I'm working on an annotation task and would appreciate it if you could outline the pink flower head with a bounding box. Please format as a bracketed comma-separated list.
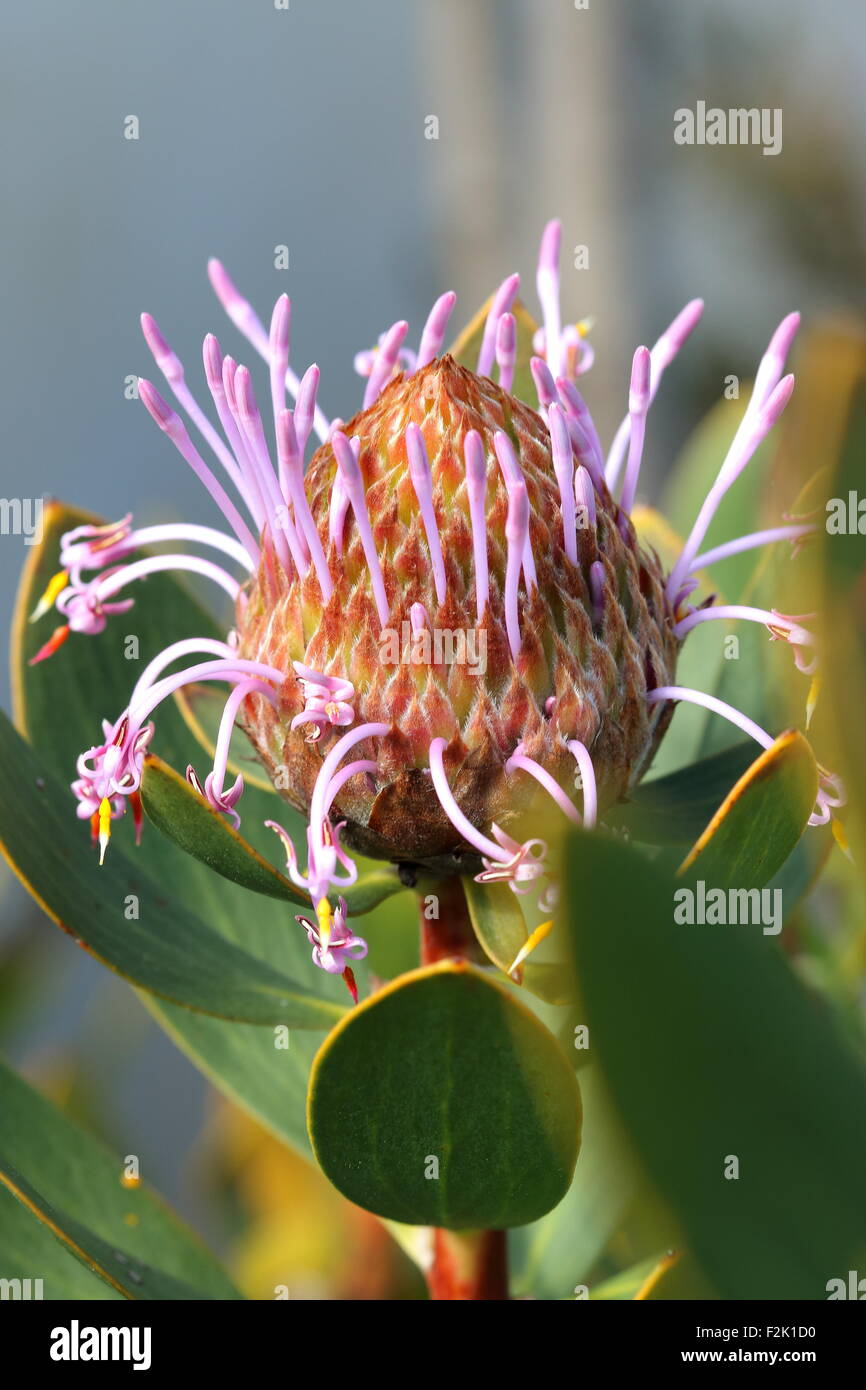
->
[75, 714, 154, 803]
[268, 816, 360, 909]
[475, 825, 550, 894]
[186, 764, 245, 829]
[290, 662, 356, 743]
[55, 573, 136, 636]
[766, 610, 818, 676]
[294, 896, 368, 976]
[59, 515, 135, 577]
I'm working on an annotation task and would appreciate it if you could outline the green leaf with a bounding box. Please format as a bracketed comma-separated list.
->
[679, 729, 818, 889]
[449, 296, 539, 407]
[609, 742, 758, 846]
[0, 710, 345, 1028]
[509, 1065, 640, 1298]
[565, 829, 866, 1299]
[140, 755, 308, 903]
[308, 961, 581, 1228]
[462, 877, 571, 1003]
[0, 1059, 240, 1300]
[0, 1182, 119, 1300]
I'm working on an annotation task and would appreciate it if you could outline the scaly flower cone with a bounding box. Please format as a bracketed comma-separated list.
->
[236, 352, 679, 874]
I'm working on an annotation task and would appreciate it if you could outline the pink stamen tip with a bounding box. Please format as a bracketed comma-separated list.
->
[620, 345, 652, 515]
[410, 601, 430, 633]
[538, 219, 562, 274]
[363, 320, 409, 409]
[536, 220, 563, 378]
[495, 312, 517, 393]
[530, 355, 558, 412]
[331, 431, 390, 626]
[139, 379, 179, 436]
[574, 464, 597, 532]
[207, 258, 266, 346]
[221, 355, 240, 412]
[753, 311, 800, 410]
[494, 430, 537, 590]
[495, 433, 531, 660]
[629, 345, 652, 412]
[235, 364, 261, 429]
[140, 313, 183, 384]
[556, 376, 604, 463]
[668, 370, 796, 599]
[202, 334, 224, 392]
[269, 294, 291, 356]
[295, 364, 320, 454]
[548, 403, 577, 565]
[605, 299, 704, 491]
[463, 429, 489, 623]
[478, 273, 520, 377]
[416, 290, 457, 368]
[589, 560, 606, 626]
[269, 295, 292, 427]
[405, 423, 447, 606]
[658, 298, 705, 364]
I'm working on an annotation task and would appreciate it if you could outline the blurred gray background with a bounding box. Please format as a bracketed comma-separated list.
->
[1, 0, 864, 1247]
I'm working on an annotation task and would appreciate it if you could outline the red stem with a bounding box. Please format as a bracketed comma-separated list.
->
[419, 875, 509, 1301]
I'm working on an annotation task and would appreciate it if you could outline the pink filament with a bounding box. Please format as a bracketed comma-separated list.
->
[138, 380, 259, 563]
[566, 740, 597, 829]
[417, 291, 457, 368]
[506, 745, 580, 824]
[536, 219, 563, 378]
[405, 424, 447, 606]
[463, 430, 489, 624]
[548, 403, 577, 564]
[691, 524, 815, 572]
[646, 686, 773, 751]
[331, 431, 390, 626]
[619, 345, 651, 515]
[428, 738, 505, 861]
[606, 299, 704, 490]
[477, 273, 520, 377]
[363, 320, 409, 409]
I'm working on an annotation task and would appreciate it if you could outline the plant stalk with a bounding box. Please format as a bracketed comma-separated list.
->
[418, 875, 509, 1301]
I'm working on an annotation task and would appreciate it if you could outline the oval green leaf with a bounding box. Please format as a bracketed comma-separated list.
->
[308, 960, 581, 1229]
